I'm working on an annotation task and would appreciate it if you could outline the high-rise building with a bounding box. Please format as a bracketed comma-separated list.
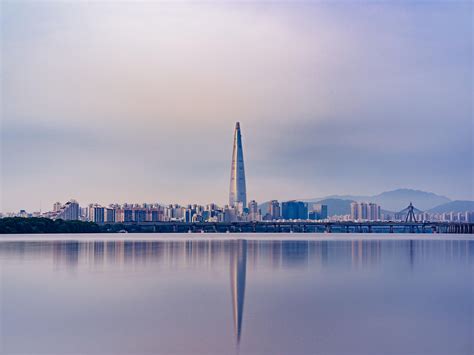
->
[248, 200, 260, 221]
[311, 204, 328, 220]
[148, 207, 163, 222]
[105, 208, 116, 223]
[89, 205, 105, 223]
[281, 201, 308, 220]
[351, 201, 381, 221]
[220, 206, 237, 222]
[350, 202, 359, 221]
[466, 211, 474, 223]
[368, 203, 379, 221]
[184, 209, 193, 223]
[358, 202, 368, 220]
[56, 200, 80, 220]
[79, 207, 89, 221]
[308, 211, 318, 220]
[269, 200, 281, 220]
[133, 209, 147, 222]
[229, 122, 247, 208]
[53, 202, 62, 212]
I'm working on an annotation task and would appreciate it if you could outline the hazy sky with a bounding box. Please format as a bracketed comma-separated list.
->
[1, 1, 473, 212]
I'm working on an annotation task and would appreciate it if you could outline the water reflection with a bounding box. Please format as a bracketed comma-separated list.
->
[0, 237, 472, 354]
[1, 239, 471, 271]
[230, 240, 247, 345]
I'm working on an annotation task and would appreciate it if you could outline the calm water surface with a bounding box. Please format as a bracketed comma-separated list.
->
[1, 234, 472, 355]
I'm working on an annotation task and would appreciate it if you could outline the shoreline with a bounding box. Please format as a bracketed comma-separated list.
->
[0, 233, 473, 242]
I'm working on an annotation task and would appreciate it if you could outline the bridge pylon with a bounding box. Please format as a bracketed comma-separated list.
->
[405, 202, 417, 223]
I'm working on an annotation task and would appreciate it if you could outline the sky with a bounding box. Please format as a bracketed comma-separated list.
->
[1, 1, 473, 212]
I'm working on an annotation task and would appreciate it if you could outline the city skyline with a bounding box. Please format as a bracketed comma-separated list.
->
[7, 195, 473, 226]
[0, 117, 471, 218]
[1, 1, 473, 213]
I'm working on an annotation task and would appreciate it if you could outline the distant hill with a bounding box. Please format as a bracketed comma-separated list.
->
[369, 189, 450, 211]
[307, 198, 354, 217]
[428, 200, 474, 213]
[259, 189, 461, 217]
[305, 189, 451, 212]
[306, 194, 367, 202]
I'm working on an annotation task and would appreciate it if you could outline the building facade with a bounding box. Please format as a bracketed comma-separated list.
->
[269, 200, 281, 220]
[229, 122, 247, 208]
[281, 201, 308, 220]
[248, 200, 260, 221]
[350, 201, 381, 221]
[308, 204, 328, 220]
[55, 200, 80, 220]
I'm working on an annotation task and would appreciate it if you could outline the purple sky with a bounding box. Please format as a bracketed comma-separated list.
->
[1, 1, 472, 212]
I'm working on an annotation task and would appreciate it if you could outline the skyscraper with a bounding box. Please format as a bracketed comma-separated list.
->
[350, 202, 359, 220]
[311, 204, 328, 220]
[248, 200, 260, 221]
[368, 203, 380, 221]
[89, 204, 105, 223]
[53, 202, 62, 212]
[358, 202, 368, 220]
[281, 201, 308, 220]
[351, 201, 381, 221]
[269, 200, 281, 220]
[55, 200, 80, 220]
[229, 122, 247, 208]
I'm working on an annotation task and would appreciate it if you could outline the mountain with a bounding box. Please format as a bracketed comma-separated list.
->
[369, 189, 451, 211]
[305, 189, 451, 212]
[428, 200, 474, 213]
[307, 199, 354, 217]
[305, 194, 368, 202]
[259, 189, 458, 217]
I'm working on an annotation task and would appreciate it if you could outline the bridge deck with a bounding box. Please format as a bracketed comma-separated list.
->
[98, 221, 474, 234]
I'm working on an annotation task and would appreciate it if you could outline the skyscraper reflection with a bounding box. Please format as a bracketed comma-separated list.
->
[1, 237, 472, 353]
[0, 239, 470, 271]
[1, 237, 471, 355]
[230, 240, 247, 346]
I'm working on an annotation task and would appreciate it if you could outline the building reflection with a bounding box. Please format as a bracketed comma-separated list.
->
[0, 239, 471, 270]
[230, 240, 247, 346]
[0, 238, 471, 348]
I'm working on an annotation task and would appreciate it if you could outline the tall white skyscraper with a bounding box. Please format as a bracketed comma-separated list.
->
[229, 122, 247, 208]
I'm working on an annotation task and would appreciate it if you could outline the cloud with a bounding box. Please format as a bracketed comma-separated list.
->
[1, 1, 472, 211]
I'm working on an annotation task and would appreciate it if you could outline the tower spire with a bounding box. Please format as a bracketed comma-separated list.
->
[229, 122, 247, 207]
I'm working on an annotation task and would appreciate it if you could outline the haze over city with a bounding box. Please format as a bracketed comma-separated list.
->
[1, 1, 473, 213]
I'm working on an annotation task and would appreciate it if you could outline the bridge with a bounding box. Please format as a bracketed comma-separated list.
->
[102, 220, 473, 234]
